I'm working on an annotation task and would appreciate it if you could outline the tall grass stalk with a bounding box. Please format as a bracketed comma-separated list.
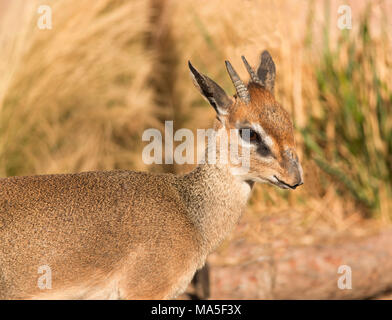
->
[303, 8, 392, 217]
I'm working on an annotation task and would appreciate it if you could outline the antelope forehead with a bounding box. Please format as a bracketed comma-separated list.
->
[257, 106, 294, 141]
[261, 105, 292, 130]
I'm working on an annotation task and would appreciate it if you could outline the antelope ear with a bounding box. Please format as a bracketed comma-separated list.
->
[256, 50, 276, 94]
[188, 61, 233, 117]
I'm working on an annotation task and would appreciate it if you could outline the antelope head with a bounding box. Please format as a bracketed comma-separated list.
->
[189, 51, 303, 190]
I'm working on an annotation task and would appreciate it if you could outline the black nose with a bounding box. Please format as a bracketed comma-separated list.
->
[291, 180, 304, 189]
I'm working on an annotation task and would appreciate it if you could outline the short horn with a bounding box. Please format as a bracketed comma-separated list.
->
[241, 55, 262, 85]
[225, 60, 250, 104]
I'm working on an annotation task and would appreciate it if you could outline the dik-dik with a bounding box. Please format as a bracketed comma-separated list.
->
[0, 51, 303, 299]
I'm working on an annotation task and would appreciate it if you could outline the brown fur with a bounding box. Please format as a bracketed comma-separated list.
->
[0, 166, 248, 299]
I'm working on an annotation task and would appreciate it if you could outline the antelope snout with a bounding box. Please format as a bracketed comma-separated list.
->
[287, 161, 304, 189]
[290, 178, 303, 189]
[275, 161, 303, 190]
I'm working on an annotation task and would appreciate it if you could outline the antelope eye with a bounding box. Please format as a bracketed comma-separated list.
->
[239, 128, 272, 156]
[249, 129, 258, 142]
[239, 128, 259, 143]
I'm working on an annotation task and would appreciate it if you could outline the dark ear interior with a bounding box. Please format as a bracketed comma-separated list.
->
[256, 50, 276, 93]
[188, 61, 232, 116]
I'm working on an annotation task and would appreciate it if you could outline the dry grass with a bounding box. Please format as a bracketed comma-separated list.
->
[0, 0, 159, 177]
[0, 0, 391, 246]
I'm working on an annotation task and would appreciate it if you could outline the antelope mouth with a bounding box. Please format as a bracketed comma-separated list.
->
[273, 176, 300, 190]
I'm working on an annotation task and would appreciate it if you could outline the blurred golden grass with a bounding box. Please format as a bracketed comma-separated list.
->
[0, 0, 391, 229]
[0, 0, 159, 176]
[0, 0, 37, 110]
